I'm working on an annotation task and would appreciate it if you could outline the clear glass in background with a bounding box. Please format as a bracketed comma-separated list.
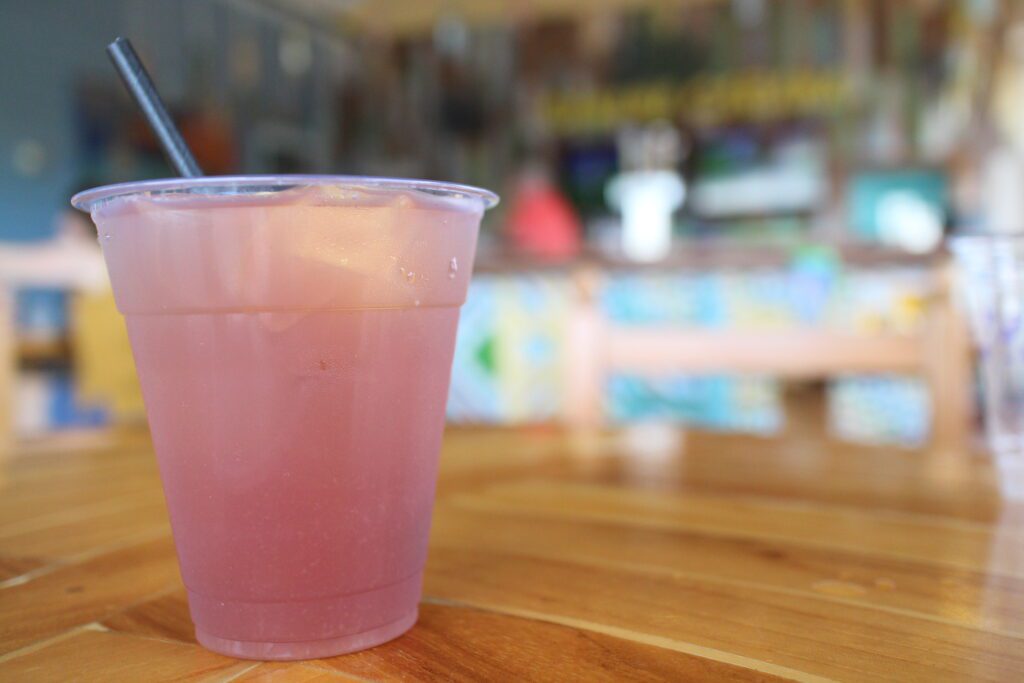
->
[951, 235, 1024, 497]
[72, 176, 497, 660]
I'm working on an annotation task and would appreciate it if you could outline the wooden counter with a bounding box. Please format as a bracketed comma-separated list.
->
[1, 424, 1022, 681]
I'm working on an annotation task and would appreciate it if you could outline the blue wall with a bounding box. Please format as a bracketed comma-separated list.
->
[0, 1, 192, 242]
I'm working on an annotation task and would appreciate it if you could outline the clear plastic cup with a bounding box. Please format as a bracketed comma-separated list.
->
[950, 235, 1024, 497]
[72, 176, 497, 659]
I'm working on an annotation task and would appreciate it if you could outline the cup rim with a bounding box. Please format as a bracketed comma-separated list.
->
[71, 174, 500, 212]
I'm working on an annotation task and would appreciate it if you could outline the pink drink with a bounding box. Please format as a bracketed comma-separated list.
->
[73, 177, 495, 659]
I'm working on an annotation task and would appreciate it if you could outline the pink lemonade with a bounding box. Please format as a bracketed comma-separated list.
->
[74, 177, 494, 660]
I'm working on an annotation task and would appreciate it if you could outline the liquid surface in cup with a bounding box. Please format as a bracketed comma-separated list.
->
[91, 185, 483, 658]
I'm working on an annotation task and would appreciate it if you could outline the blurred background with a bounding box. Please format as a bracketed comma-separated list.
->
[1, 0, 1018, 451]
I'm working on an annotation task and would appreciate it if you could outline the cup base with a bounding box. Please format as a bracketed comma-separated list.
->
[196, 609, 418, 660]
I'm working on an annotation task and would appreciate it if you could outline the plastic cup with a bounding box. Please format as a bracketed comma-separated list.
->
[72, 176, 497, 659]
[950, 235, 1024, 497]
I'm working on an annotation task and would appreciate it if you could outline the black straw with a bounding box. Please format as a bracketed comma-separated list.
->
[106, 37, 202, 177]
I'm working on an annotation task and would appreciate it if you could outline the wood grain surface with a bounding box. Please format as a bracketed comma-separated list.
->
[1, 423, 1022, 681]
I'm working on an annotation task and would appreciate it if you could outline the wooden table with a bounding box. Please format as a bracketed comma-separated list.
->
[1, 424, 1022, 681]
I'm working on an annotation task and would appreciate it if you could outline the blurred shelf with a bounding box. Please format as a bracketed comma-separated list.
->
[473, 242, 943, 274]
[16, 338, 71, 366]
[606, 328, 922, 378]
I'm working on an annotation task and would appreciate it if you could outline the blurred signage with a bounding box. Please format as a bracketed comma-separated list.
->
[542, 71, 848, 133]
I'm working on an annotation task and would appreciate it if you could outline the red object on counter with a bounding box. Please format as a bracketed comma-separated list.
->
[506, 172, 582, 260]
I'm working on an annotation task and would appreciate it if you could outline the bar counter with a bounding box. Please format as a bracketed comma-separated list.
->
[1, 423, 1021, 681]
